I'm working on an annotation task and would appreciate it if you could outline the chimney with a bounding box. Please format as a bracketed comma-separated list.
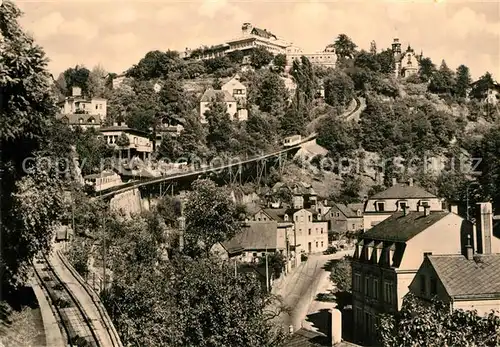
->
[476, 202, 493, 254]
[392, 177, 397, 186]
[423, 205, 430, 217]
[330, 308, 342, 345]
[408, 178, 413, 186]
[465, 234, 474, 260]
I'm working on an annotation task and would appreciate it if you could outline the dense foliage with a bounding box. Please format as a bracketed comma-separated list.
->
[0, 1, 68, 289]
[378, 293, 500, 347]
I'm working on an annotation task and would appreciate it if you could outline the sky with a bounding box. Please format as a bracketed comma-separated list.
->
[16, 0, 500, 80]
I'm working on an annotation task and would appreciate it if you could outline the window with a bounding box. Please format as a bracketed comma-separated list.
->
[284, 215, 289, 221]
[364, 276, 370, 296]
[377, 202, 385, 212]
[430, 278, 437, 295]
[316, 242, 318, 248]
[308, 215, 311, 222]
[262, 252, 266, 257]
[79, 118, 84, 124]
[258, 218, 261, 221]
[308, 229, 311, 235]
[134, 137, 138, 145]
[420, 275, 426, 295]
[99, 104, 103, 109]
[354, 273, 361, 292]
[95, 104, 99, 109]
[253, 252, 257, 257]
[399, 201, 407, 210]
[228, 104, 232, 108]
[336, 212, 340, 217]
[320, 228, 323, 234]
[295, 215, 298, 222]
[315, 228, 318, 233]
[384, 282, 394, 304]
[352, 224, 356, 230]
[373, 279, 379, 299]
[321, 241, 324, 247]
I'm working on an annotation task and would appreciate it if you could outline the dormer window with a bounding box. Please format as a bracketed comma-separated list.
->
[399, 201, 408, 211]
[79, 118, 84, 124]
[284, 214, 289, 222]
[420, 200, 430, 209]
[356, 210, 362, 217]
[377, 202, 385, 212]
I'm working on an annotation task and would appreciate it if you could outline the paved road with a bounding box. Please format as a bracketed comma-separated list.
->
[273, 250, 353, 332]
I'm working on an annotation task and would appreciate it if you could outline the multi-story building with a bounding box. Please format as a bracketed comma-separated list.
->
[392, 38, 421, 78]
[186, 23, 292, 61]
[221, 75, 248, 120]
[56, 86, 107, 129]
[351, 208, 472, 344]
[99, 122, 153, 161]
[251, 207, 328, 254]
[363, 178, 444, 231]
[409, 202, 500, 317]
[199, 89, 241, 123]
[285, 45, 337, 71]
[323, 203, 364, 236]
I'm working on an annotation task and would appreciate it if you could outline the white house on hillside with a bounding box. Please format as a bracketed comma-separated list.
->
[56, 86, 107, 129]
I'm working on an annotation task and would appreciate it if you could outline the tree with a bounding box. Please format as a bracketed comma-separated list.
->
[428, 60, 455, 94]
[250, 46, 273, 69]
[333, 34, 357, 59]
[184, 179, 241, 257]
[317, 115, 359, 159]
[378, 293, 500, 347]
[333, 175, 362, 203]
[323, 70, 355, 111]
[75, 128, 114, 175]
[454, 64, 472, 98]
[354, 50, 380, 72]
[376, 49, 396, 74]
[227, 50, 245, 64]
[418, 57, 436, 82]
[329, 256, 352, 292]
[1, 0, 67, 289]
[63, 65, 91, 96]
[126, 50, 182, 80]
[280, 90, 307, 136]
[255, 71, 289, 116]
[204, 98, 234, 152]
[87, 64, 107, 98]
[470, 71, 495, 100]
[260, 252, 286, 278]
[290, 56, 316, 104]
[272, 53, 287, 73]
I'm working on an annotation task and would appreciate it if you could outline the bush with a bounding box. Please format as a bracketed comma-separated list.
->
[329, 256, 352, 292]
[301, 253, 308, 262]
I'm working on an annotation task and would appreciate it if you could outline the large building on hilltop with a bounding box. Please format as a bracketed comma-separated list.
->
[285, 45, 337, 71]
[185, 23, 292, 60]
[392, 38, 422, 78]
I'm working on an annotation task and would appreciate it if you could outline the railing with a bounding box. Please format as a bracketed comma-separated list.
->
[93, 133, 317, 199]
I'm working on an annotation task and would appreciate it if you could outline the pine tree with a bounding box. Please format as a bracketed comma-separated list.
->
[454, 64, 472, 98]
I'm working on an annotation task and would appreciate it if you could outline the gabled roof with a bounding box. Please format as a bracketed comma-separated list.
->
[200, 89, 236, 103]
[57, 113, 100, 125]
[261, 208, 293, 223]
[251, 27, 277, 40]
[370, 184, 437, 200]
[427, 254, 500, 300]
[222, 76, 246, 91]
[222, 221, 279, 251]
[362, 211, 451, 242]
[285, 328, 329, 347]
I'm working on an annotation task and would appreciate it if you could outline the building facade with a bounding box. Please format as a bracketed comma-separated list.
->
[99, 123, 153, 160]
[285, 45, 337, 71]
[323, 203, 364, 235]
[199, 89, 239, 123]
[392, 38, 421, 78]
[56, 86, 107, 128]
[363, 178, 444, 231]
[351, 210, 472, 344]
[409, 202, 500, 317]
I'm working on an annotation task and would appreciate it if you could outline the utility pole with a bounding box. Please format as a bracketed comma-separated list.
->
[265, 245, 269, 293]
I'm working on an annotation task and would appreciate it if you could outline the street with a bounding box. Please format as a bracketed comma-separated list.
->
[272, 250, 353, 332]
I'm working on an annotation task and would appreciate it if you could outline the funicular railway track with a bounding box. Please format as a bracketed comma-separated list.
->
[33, 253, 102, 347]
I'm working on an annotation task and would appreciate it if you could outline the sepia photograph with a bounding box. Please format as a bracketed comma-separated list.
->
[1, 0, 499, 346]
